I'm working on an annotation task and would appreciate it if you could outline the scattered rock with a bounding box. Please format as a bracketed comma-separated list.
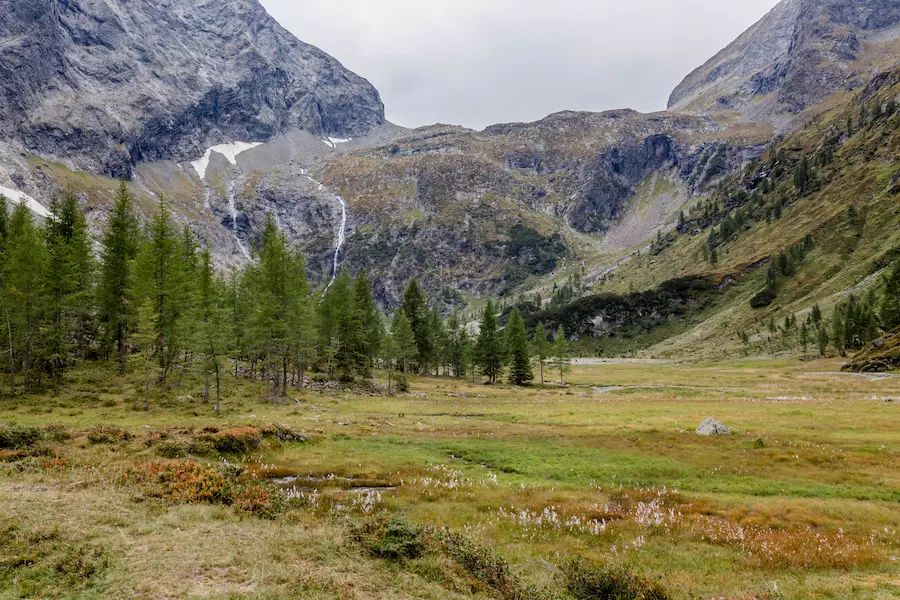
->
[696, 418, 731, 436]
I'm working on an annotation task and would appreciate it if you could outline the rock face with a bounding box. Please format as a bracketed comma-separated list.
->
[696, 419, 732, 436]
[0, 0, 385, 176]
[669, 0, 900, 125]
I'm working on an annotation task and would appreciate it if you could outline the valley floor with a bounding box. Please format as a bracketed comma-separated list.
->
[1, 359, 899, 599]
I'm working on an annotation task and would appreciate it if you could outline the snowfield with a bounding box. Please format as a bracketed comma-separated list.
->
[0, 185, 53, 218]
[191, 142, 262, 179]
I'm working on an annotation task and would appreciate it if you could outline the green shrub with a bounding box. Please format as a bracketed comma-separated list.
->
[156, 440, 189, 459]
[87, 426, 132, 444]
[0, 425, 44, 449]
[562, 560, 670, 600]
[212, 428, 262, 454]
[354, 517, 426, 560]
[44, 423, 72, 442]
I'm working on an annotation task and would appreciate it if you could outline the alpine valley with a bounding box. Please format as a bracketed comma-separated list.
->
[1, 0, 899, 360]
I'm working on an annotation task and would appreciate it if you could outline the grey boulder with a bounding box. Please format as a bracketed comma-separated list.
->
[696, 418, 732, 436]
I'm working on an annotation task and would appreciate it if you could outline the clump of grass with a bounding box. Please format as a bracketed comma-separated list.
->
[87, 426, 132, 444]
[561, 559, 670, 600]
[353, 517, 427, 560]
[0, 424, 44, 449]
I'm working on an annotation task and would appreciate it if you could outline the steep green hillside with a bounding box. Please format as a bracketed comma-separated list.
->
[548, 69, 900, 361]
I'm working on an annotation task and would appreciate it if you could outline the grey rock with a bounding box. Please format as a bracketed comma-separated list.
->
[669, 0, 900, 126]
[696, 418, 732, 436]
[0, 0, 385, 176]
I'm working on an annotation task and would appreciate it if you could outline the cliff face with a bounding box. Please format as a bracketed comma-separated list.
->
[669, 0, 900, 125]
[0, 0, 385, 176]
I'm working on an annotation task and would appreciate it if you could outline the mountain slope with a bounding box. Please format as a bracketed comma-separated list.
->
[0, 0, 385, 176]
[669, 0, 900, 127]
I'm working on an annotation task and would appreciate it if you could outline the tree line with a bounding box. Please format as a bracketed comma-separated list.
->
[0, 184, 574, 409]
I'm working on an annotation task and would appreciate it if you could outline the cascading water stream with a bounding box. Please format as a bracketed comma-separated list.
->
[226, 178, 251, 261]
[302, 169, 347, 288]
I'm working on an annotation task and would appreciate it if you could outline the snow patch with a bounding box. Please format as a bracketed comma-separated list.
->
[191, 142, 262, 179]
[321, 137, 352, 149]
[0, 185, 52, 218]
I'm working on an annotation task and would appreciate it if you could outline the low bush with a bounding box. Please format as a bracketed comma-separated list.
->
[87, 426, 132, 445]
[156, 440, 189, 459]
[0, 425, 44, 450]
[259, 424, 306, 443]
[354, 517, 426, 560]
[562, 560, 670, 600]
[44, 423, 72, 442]
[212, 428, 262, 454]
[123, 461, 234, 505]
[236, 484, 276, 518]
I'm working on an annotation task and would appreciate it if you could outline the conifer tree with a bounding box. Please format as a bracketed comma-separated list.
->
[506, 307, 532, 386]
[533, 322, 552, 386]
[552, 325, 572, 385]
[391, 309, 417, 391]
[475, 300, 504, 384]
[99, 180, 139, 373]
[44, 191, 94, 394]
[880, 260, 900, 330]
[352, 270, 381, 378]
[0, 195, 14, 393]
[402, 280, 432, 373]
[196, 248, 226, 411]
[135, 299, 157, 411]
[7, 204, 47, 393]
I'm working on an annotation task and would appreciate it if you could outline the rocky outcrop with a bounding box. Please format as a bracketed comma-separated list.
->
[0, 0, 385, 176]
[696, 419, 732, 436]
[669, 0, 900, 125]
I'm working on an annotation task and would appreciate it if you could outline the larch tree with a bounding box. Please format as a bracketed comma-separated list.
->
[506, 307, 533, 386]
[7, 204, 47, 393]
[98, 180, 139, 373]
[0, 195, 13, 393]
[532, 322, 552, 386]
[552, 325, 572, 385]
[475, 300, 505, 384]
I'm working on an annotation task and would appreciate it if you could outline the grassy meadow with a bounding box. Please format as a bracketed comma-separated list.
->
[1, 359, 899, 599]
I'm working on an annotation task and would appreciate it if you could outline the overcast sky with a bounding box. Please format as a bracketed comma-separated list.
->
[260, 0, 782, 130]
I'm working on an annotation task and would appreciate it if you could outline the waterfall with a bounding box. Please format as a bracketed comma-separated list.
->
[226, 178, 251, 261]
[302, 169, 348, 288]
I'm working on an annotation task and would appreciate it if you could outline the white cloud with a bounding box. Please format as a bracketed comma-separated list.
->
[260, 0, 782, 129]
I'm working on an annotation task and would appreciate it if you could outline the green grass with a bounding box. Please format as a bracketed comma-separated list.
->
[1, 359, 899, 599]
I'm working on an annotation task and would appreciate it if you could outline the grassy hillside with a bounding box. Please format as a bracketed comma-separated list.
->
[560, 69, 900, 362]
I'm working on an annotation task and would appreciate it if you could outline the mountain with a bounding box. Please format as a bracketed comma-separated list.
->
[0, 0, 898, 328]
[0, 0, 385, 176]
[669, 0, 900, 127]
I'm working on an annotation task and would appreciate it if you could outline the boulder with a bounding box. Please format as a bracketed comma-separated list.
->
[696, 418, 731, 436]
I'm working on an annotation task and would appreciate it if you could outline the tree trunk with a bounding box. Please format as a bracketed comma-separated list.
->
[214, 356, 221, 415]
[1, 273, 14, 394]
[204, 365, 210, 403]
[144, 352, 151, 411]
[540, 360, 544, 386]
[118, 322, 127, 375]
[387, 361, 393, 395]
[282, 354, 288, 397]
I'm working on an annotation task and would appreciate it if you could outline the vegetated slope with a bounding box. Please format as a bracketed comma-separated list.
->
[574, 69, 900, 360]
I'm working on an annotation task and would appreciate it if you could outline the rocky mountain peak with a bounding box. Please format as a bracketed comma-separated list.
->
[0, 0, 385, 176]
[668, 0, 900, 125]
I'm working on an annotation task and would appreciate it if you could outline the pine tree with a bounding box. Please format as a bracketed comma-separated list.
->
[391, 309, 417, 391]
[506, 307, 532, 386]
[196, 248, 227, 411]
[352, 270, 382, 378]
[99, 180, 139, 373]
[135, 299, 157, 411]
[0, 194, 14, 393]
[402, 280, 432, 373]
[552, 325, 571, 385]
[44, 191, 94, 394]
[7, 204, 47, 393]
[533, 322, 551, 386]
[475, 300, 505, 384]
[880, 260, 900, 330]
